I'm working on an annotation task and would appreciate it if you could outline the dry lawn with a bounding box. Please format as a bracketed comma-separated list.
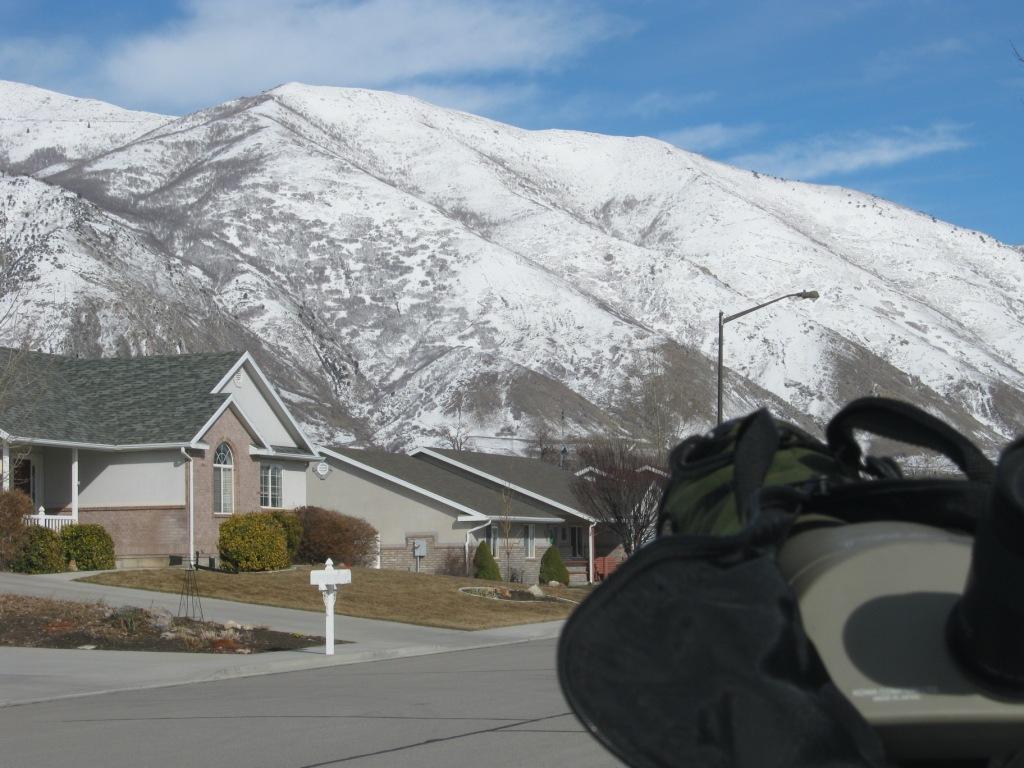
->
[81, 567, 594, 631]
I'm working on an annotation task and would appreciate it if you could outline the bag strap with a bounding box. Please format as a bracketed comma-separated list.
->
[826, 397, 994, 483]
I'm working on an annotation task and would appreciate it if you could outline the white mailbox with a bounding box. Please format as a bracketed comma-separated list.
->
[309, 558, 351, 655]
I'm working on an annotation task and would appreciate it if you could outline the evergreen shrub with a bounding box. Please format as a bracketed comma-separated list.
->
[12, 526, 65, 574]
[61, 523, 116, 570]
[539, 545, 570, 585]
[218, 512, 289, 572]
[473, 541, 501, 581]
[269, 509, 303, 562]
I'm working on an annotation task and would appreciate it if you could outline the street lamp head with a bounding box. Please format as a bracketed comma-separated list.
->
[798, 290, 820, 300]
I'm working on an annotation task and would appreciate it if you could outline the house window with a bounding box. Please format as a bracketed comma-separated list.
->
[489, 525, 500, 558]
[260, 464, 282, 508]
[524, 524, 536, 559]
[213, 442, 234, 514]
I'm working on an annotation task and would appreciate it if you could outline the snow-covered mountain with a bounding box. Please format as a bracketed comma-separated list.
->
[0, 81, 171, 176]
[1, 81, 1021, 452]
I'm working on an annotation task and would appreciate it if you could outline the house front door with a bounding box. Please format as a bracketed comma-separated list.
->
[12, 459, 36, 505]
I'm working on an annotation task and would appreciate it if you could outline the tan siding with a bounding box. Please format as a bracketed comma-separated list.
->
[307, 458, 471, 547]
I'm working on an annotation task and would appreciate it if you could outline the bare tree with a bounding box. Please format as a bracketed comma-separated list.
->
[527, 417, 560, 464]
[497, 485, 516, 581]
[437, 394, 472, 451]
[571, 438, 667, 556]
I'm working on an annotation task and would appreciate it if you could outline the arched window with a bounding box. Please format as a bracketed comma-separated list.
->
[213, 442, 234, 515]
[260, 464, 282, 508]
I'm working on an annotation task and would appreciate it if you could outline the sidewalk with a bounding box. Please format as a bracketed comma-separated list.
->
[0, 571, 564, 707]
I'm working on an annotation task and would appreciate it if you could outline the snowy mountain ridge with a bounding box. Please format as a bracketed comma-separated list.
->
[1, 80, 1021, 453]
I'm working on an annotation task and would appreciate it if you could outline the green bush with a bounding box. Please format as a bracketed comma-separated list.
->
[0, 489, 32, 570]
[270, 509, 302, 562]
[539, 546, 569, 585]
[293, 506, 378, 566]
[473, 541, 501, 581]
[11, 526, 65, 574]
[61, 523, 115, 570]
[218, 512, 289, 573]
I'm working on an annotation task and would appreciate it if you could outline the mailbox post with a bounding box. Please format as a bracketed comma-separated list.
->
[309, 558, 352, 655]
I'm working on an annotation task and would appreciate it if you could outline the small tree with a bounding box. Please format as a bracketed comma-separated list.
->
[473, 540, 501, 580]
[571, 438, 667, 557]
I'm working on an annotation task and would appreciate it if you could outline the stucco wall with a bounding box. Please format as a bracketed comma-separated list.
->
[278, 460, 307, 508]
[219, 365, 298, 448]
[77, 450, 186, 507]
[307, 458, 470, 547]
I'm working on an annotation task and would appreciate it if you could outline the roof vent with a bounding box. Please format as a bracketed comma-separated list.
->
[233, 371, 243, 387]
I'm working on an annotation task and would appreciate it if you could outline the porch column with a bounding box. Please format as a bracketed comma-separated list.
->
[588, 523, 595, 584]
[2, 441, 9, 491]
[71, 448, 79, 521]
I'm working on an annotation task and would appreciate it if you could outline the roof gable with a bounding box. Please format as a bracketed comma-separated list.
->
[320, 447, 566, 523]
[410, 447, 594, 522]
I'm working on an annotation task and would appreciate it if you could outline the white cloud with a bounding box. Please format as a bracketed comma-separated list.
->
[866, 37, 967, 80]
[660, 122, 763, 152]
[628, 90, 715, 117]
[96, 0, 615, 111]
[729, 124, 969, 180]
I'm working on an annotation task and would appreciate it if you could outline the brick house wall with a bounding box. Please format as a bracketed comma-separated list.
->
[190, 406, 262, 558]
[78, 506, 187, 560]
[380, 534, 466, 575]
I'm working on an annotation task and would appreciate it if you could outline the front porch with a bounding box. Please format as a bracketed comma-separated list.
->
[3, 441, 80, 530]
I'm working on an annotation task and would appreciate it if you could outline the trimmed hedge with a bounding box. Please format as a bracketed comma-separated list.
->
[539, 546, 569, 585]
[0, 489, 32, 570]
[473, 541, 501, 581]
[293, 506, 377, 567]
[61, 523, 115, 570]
[270, 509, 303, 563]
[218, 512, 290, 573]
[12, 526, 65, 574]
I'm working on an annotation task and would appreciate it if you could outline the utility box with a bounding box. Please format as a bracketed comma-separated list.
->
[412, 539, 427, 558]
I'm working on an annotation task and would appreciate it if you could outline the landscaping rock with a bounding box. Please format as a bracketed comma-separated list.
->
[528, 585, 545, 597]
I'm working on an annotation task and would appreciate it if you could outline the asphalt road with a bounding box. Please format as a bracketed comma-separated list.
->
[0, 638, 623, 768]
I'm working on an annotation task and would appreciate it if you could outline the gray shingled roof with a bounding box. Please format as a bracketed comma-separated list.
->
[414, 447, 583, 512]
[0, 348, 241, 445]
[324, 447, 566, 522]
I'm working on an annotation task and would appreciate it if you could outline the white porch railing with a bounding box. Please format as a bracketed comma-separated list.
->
[23, 514, 76, 533]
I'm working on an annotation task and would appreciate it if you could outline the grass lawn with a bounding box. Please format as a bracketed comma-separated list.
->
[80, 567, 594, 631]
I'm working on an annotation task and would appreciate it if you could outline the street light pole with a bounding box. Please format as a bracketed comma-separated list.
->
[716, 290, 819, 425]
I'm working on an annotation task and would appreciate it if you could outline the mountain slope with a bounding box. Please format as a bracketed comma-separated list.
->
[0, 81, 171, 176]
[2, 82, 1021, 452]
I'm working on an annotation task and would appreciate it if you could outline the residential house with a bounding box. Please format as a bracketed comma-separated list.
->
[308, 446, 598, 583]
[0, 348, 317, 567]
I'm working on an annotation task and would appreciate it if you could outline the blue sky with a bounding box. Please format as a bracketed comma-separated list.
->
[2, 0, 1022, 242]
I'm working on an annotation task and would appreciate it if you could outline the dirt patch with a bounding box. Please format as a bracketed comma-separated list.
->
[0, 594, 334, 653]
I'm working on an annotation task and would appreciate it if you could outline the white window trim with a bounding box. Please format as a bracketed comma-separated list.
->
[490, 524, 500, 559]
[260, 463, 283, 508]
[213, 442, 235, 516]
[525, 523, 536, 559]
